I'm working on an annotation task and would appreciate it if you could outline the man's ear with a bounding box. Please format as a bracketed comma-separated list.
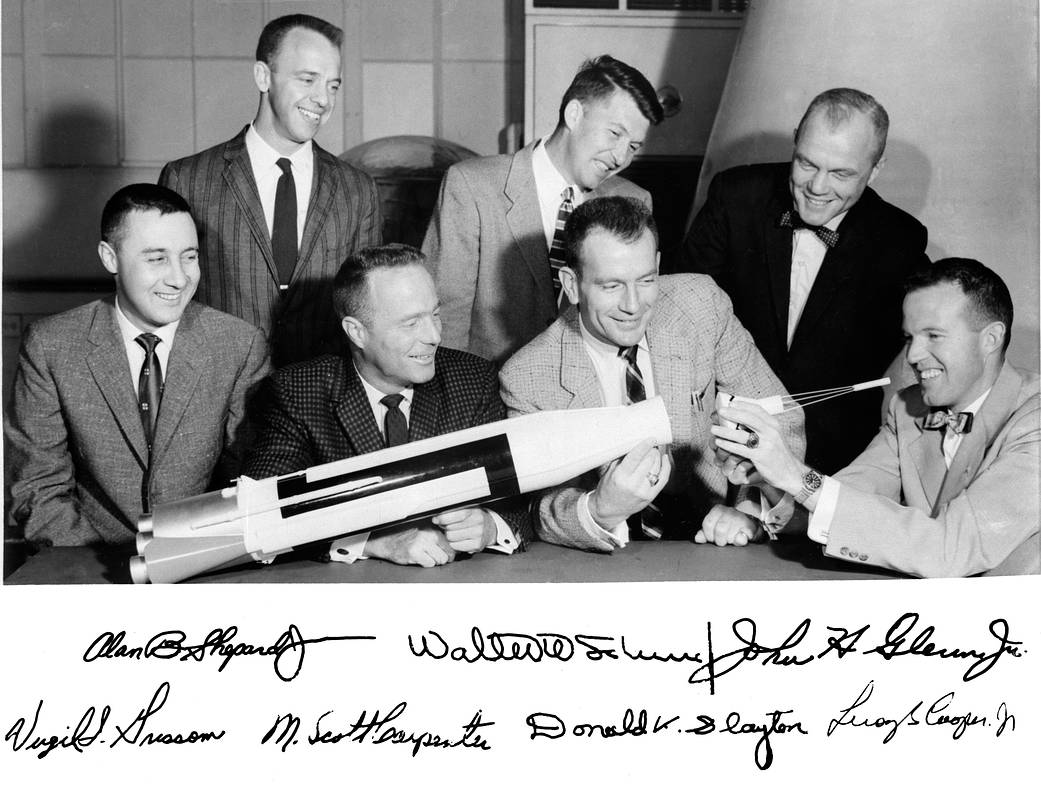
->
[980, 320, 1006, 358]
[253, 60, 271, 93]
[98, 241, 118, 275]
[559, 266, 581, 306]
[341, 315, 366, 347]
[867, 153, 886, 187]
[563, 98, 584, 132]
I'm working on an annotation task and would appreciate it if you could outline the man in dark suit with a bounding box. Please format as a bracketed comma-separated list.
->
[500, 197, 804, 552]
[6, 184, 270, 547]
[670, 88, 929, 474]
[159, 14, 381, 367]
[246, 244, 532, 567]
[423, 55, 663, 364]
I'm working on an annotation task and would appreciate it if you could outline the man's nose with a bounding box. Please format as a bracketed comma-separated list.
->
[905, 336, 926, 363]
[165, 259, 188, 289]
[620, 284, 639, 312]
[807, 169, 829, 194]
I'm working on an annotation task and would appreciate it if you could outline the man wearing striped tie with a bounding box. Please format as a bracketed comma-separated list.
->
[500, 196, 805, 552]
[6, 184, 270, 548]
[424, 55, 663, 365]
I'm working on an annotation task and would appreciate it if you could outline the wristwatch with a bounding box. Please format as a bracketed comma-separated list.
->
[794, 468, 823, 505]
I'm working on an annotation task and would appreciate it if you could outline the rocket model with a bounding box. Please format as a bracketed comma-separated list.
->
[715, 377, 892, 429]
[131, 397, 673, 583]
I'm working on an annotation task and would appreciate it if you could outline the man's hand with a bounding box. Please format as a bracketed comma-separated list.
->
[694, 503, 762, 546]
[714, 444, 763, 485]
[364, 526, 457, 567]
[588, 438, 671, 526]
[432, 508, 496, 554]
[711, 402, 807, 495]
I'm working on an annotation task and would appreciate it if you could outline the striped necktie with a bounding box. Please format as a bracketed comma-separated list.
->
[619, 345, 663, 540]
[135, 333, 163, 513]
[548, 186, 574, 306]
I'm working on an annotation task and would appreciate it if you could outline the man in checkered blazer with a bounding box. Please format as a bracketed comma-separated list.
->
[246, 245, 532, 567]
[500, 197, 805, 553]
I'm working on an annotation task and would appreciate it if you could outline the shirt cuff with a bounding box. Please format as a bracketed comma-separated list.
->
[806, 476, 840, 545]
[577, 491, 628, 548]
[328, 532, 369, 563]
[484, 511, 519, 555]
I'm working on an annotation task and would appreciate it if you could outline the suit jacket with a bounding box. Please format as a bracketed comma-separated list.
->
[823, 362, 1040, 577]
[6, 299, 270, 546]
[422, 141, 652, 364]
[672, 162, 929, 474]
[245, 347, 533, 547]
[159, 127, 382, 367]
[499, 274, 806, 552]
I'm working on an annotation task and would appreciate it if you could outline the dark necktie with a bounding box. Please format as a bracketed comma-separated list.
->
[135, 333, 163, 514]
[779, 209, 840, 248]
[272, 157, 298, 286]
[548, 186, 574, 306]
[381, 393, 409, 447]
[923, 409, 974, 434]
[618, 345, 662, 540]
[135, 333, 163, 452]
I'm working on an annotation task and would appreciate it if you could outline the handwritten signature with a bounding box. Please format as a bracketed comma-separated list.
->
[261, 702, 493, 757]
[827, 680, 1016, 742]
[81, 624, 375, 681]
[5, 682, 223, 759]
[526, 707, 806, 770]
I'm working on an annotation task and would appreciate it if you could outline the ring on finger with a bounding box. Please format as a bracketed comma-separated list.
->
[745, 430, 760, 449]
[646, 472, 660, 486]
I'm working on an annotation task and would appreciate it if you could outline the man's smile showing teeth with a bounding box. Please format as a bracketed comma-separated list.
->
[299, 107, 321, 121]
[155, 292, 180, 301]
[919, 369, 942, 380]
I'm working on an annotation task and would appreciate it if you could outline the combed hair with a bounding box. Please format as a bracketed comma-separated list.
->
[905, 257, 1014, 352]
[332, 244, 427, 321]
[100, 183, 192, 248]
[557, 55, 664, 127]
[795, 87, 889, 164]
[564, 196, 658, 274]
[256, 14, 343, 63]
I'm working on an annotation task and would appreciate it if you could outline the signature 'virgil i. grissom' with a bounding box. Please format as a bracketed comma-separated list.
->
[5, 682, 222, 760]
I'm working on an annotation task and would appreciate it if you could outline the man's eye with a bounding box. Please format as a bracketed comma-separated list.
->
[147, 257, 165, 264]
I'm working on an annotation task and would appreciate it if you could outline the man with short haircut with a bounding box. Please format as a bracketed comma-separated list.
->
[246, 244, 532, 567]
[6, 184, 270, 547]
[714, 259, 1039, 577]
[500, 196, 804, 552]
[423, 55, 663, 364]
[160, 14, 381, 367]
[671, 88, 929, 475]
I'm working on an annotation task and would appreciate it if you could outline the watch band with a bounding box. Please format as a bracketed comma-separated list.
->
[795, 469, 823, 505]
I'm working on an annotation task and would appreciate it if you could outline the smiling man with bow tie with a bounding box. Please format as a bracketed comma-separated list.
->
[670, 88, 930, 477]
[714, 258, 1040, 577]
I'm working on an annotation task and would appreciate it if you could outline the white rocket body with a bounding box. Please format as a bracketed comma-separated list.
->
[132, 397, 673, 583]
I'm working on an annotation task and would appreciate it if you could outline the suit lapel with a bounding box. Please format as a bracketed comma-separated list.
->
[645, 302, 694, 438]
[85, 300, 148, 468]
[409, 377, 442, 442]
[222, 128, 279, 284]
[789, 241, 857, 351]
[333, 361, 387, 455]
[936, 363, 1022, 509]
[505, 144, 555, 303]
[296, 144, 339, 285]
[764, 187, 795, 358]
[558, 311, 604, 408]
[150, 304, 204, 466]
[906, 423, 948, 511]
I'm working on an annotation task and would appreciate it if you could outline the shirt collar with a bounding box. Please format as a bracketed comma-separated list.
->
[353, 361, 414, 411]
[113, 297, 180, 347]
[956, 387, 992, 416]
[532, 137, 577, 198]
[577, 314, 650, 362]
[245, 123, 313, 175]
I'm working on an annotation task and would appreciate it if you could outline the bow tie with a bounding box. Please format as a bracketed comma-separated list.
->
[923, 409, 974, 434]
[779, 210, 840, 248]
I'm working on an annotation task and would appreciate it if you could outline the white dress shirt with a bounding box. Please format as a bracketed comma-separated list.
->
[807, 388, 993, 545]
[113, 298, 178, 386]
[328, 366, 517, 563]
[787, 211, 847, 348]
[245, 124, 313, 258]
[531, 138, 583, 250]
[574, 320, 659, 546]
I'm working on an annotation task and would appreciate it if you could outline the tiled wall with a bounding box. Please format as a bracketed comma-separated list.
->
[2, 0, 524, 171]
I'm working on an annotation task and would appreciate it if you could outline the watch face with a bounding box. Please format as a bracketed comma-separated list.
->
[804, 471, 822, 491]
